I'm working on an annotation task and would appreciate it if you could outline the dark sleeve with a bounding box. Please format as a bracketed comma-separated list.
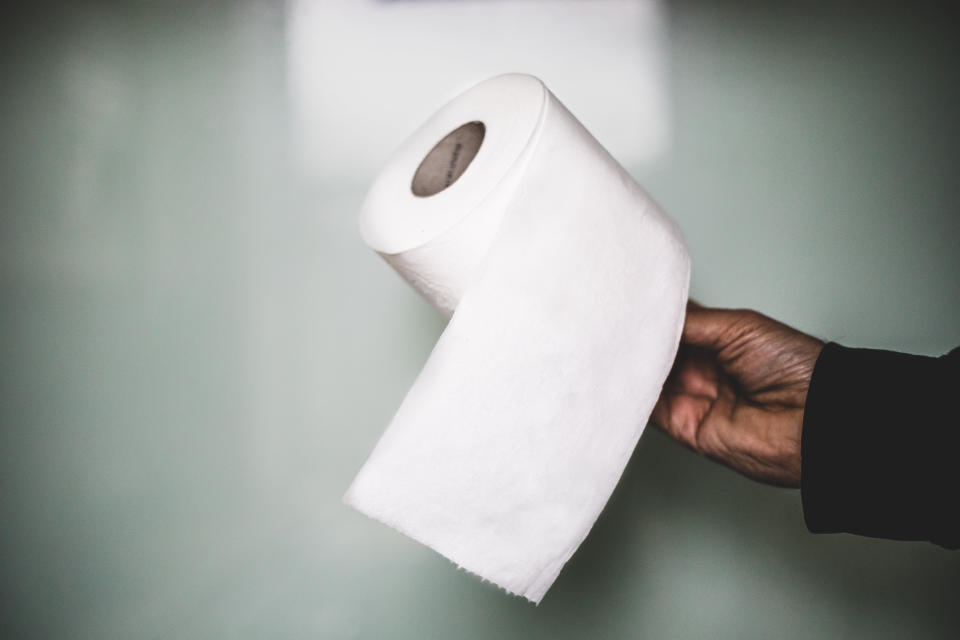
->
[800, 342, 960, 549]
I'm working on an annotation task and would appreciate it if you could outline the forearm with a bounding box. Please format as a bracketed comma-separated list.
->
[800, 343, 960, 549]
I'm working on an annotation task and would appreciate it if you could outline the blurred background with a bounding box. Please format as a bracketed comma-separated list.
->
[1, 1, 958, 638]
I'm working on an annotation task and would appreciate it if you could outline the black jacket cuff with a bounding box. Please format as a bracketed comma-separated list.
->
[801, 342, 959, 549]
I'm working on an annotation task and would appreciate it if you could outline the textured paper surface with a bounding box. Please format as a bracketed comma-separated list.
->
[345, 74, 690, 603]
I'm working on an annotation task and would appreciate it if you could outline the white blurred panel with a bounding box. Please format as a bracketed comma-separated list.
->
[286, 0, 669, 186]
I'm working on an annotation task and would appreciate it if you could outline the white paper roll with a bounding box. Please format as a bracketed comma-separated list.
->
[346, 74, 690, 604]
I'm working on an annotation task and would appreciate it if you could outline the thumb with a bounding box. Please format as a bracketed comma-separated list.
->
[682, 303, 758, 351]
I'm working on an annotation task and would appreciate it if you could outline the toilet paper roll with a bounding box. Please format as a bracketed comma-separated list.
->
[345, 74, 690, 604]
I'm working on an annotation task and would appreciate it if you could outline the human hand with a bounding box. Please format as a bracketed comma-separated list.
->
[652, 303, 825, 487]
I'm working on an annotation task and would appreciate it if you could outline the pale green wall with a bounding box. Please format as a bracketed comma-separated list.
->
[1, 2, 957, 638]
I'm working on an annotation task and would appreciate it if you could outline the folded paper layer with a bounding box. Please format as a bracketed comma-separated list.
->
[345, 74, 690, 603]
